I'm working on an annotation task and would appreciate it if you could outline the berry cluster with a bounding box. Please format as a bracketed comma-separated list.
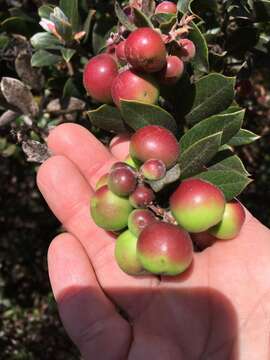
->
[90, 125, 246, 277]
[83, 1, 196, 106]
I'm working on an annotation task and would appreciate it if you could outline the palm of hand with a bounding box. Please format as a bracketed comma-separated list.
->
[37, 124, 270, 360]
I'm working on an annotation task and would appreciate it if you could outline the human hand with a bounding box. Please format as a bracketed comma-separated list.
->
[37, 123, 270, 360]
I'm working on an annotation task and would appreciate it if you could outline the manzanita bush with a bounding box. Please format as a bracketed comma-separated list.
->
[1, 0, 270, 276]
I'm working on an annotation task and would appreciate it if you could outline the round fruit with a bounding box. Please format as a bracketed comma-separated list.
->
[125, 27, 167, 73]
[130, 125, 180, 168]
[140, 159, 166, 180]
[108, 166, 137, 197]
[90, 185, 133, 231]
[129, 184, 155, 208]
[83, 54, 118, 103]
[170, 179, 225, 233]
[177, 39, 196, 62]
[158, 56, 184, 85]
[116, 40, 127, 64]
[115, 230, 144, 275]
[137, 222, 193, 276]
[128, 209, 157, 236]
[209, 200, 246, 240]
[155, 1, 177, 14]
[95, 173, 108, 190]
[111, 69, 159, 108]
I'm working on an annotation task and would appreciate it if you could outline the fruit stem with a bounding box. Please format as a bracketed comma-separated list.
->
[148, 204, 177, 225]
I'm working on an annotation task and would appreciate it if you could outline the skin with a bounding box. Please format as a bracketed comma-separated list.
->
[38, 123, 270, 360]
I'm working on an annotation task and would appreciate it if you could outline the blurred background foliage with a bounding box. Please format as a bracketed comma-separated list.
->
[0, 0, 270, 358]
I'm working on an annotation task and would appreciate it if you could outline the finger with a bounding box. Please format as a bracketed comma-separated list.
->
[109, 133, 130, 160]
[37, 155, 156, 290]
[48, 123, 115, 188]
[48, 232, 131, 360]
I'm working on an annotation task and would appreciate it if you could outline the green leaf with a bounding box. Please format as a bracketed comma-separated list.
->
[31, 50, 61, 67]
[177, 0, 192, 12]
[120, 100, 178, 135]
[59, 0, 80, 30]
[142, 0, 156, 16]
[61, 48, 76, 62]
[38, 5, 54, 19]
[185, 74, 236, 125]
[189, 21, 209, 72]
[133, 7, 154, 28]
[50, 13, 73, 42]
[195, 170, 252, 201]
[209, 153, 250, 176]
[0, 35, 9, 49]
[87, 105, 127, 133]
[152, 13, 177, 33]
[114, 2, 137, 31]
[179, 132, 222, 179]
[30, 32, 63, 50]
[180, 109, 245, 152]
[63, 78, 81, 98]
[254, 0, 270, 21]
[228, 129, 260, 146]
[83, 9, 96, 44]
[148, 164, 181, 192]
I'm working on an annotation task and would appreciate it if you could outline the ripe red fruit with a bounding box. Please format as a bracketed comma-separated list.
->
[90, 185, 133, 231]
[83, 54, 118, 103]
[108, 166, 137, 197]
[125, 28, 167, 73]
[111, 69, 159, 107]
[140, 159, 166, 181]
[170, 179, 225, 233]
[115, 40, 127, 64]
[209, 200, 246, 240]
[130, 125, 180, 168]
[176, 39, 196, 62]
[129, 184, 155, 208]
[137, 222, 193, 275]
[128, 209, 157, 237]
[158, 56, 184, 85]
[155, 1, 177, 14]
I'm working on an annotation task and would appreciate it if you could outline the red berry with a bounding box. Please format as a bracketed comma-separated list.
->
[111, 69, 159, 108]
[130, 125, 180, 168]
[116, 40, 127, 64]
[137, 222, 193, 275]
[125, 28, 167, 73]
[176, 39, 196, 62]
[128, 209, 157, 236]
[158, 56, 184, 85]
[140, 159, 166, 180]
[129, 184, 155, 208]
[170, 179, 225, 233]
[209, 200, 246, 240]
[155, 1, 177, 14]
[83, 54, 118, 103]
[108, 166, 137, 197]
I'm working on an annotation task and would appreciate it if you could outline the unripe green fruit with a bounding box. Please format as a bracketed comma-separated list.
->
[170, 179, 225, 233]
[95, 173, 108, 190]
[137, 222, 193, 276]
[115, 230, 145, 275]
[128, 209, 157, 237]
[90, 186, 133, 231]
[140, 159, 166, 180]
[209, 200, 246, 240]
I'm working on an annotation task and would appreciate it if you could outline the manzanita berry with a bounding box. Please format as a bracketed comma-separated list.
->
[140, 159, 166, 181]
[128, 209, 157, 237]
[129, 184, 155, 208]
[130, 125, 180, 168]
[155, 1, 177, 14]
[125, 27, 167, 73]
[137, 222, 193, 276]
[115, 230, 145, 275]
[111, 69, 159, 108]
[108, 166, 137, 197]
[177, 39, 196, 62]
[170, 179, 225, 233]
[209, 200, 246, 240]
[158, 56, 184, 85]
[90, 185, 133, 231]
[115, 40, 127, 65]
[83, 54, 118, 103]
